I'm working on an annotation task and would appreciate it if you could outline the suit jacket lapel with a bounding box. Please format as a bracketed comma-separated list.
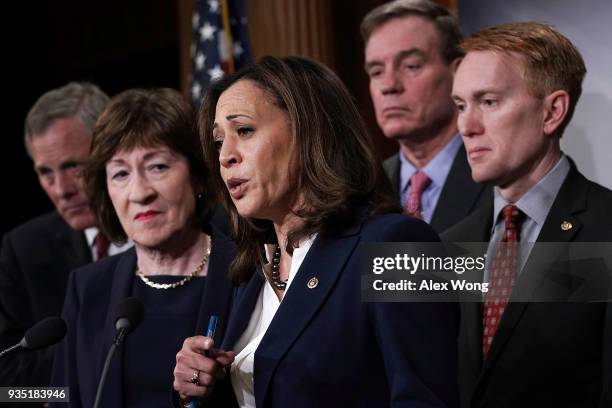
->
[452, 204, 493, 378]
[431, 145, 488, 233]
[461, 301, 484, 374]
[534, 164, 585, 243]
[482, 165, 585, 372]
[383, 153, 401, 194]
[98, 249, 136, 407]
[55, 224, 92, 271]
[253, 225, 361, 406]
[193, 233, 235, 342]
[221, 272, 265, 350]
[40, 225, 92, 310]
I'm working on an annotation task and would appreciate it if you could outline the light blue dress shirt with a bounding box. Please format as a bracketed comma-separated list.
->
[485, 154, 570, 280]
[399, 133, 462, 223]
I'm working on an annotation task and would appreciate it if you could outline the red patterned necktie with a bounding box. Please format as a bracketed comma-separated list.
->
[482, 204, 524, 359]
[405, 171, 431, 219]
[95, 232, 111, 260]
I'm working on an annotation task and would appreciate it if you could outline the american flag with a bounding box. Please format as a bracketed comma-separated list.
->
[190, 0, 252, 106]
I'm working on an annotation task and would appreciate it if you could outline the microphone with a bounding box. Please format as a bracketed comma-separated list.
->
[0, 317, 67, 359]
[93, 297, 144, 408]
[113, 296, 144, 345]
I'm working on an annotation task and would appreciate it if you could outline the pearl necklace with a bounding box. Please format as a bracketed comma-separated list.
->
[270, 244, 287, 291]
[136, 237, 211, 290]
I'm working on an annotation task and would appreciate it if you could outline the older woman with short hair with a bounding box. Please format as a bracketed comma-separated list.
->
[174, 56, 458, 407]
[52, 88, 235, 407]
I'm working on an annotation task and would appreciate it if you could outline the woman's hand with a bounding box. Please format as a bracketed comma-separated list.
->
[173, 335, 236, 401]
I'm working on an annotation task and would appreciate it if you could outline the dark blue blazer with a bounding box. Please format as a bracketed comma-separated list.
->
[211, 213, 459, 407]
[51, 224, 236, 407]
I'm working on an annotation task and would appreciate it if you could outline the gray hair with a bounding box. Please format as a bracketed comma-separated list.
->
[360, 0, 464, 64]
[24, 82, 110, 155]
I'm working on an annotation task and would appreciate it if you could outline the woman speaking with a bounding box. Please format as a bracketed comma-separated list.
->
[174, 57, 459, 407]
[52, 88, 235, 407]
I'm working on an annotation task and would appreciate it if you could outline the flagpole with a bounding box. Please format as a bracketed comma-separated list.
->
[220, 0, 236, 73]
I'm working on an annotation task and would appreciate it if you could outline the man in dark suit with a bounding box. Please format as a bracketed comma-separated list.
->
[446, 22, 612, 407]
[0, 82, 124, 388]
[361, 0, 490, 232]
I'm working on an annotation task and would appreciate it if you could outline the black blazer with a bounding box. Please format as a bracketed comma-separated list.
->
[51, 224, 236, 407]
[383, 145, 491, 234]
[443, 164, 612, 408]
[200, 213, 460, 408]
[0, 211, 91, 387]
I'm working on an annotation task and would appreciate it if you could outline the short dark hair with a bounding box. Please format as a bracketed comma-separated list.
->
[200, 56, 400, 284]
[360, 0, 464, 64]
[461, 21, 586, 137]
[24, 82, 109, 155]
[85, 88, 214, 242]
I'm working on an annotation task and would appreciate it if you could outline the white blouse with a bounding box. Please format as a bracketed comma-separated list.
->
[230, 235, 316, 408]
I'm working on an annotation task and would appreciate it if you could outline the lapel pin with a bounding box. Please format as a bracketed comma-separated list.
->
[560, 221, 573, 231]
[307, 277, 319, 289]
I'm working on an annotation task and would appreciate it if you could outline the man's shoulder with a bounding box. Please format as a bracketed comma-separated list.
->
[583, 177, 612, 205]
[382, 152, 399, 165]
[1, 211, 89, 267]
[575, 175, 612, 228]
[361, 212, 440, 242]
[1, 211, 89, 282]
[441, 216, 477, 242]
[5, 211, 72, 242]
[441, 202, 492, 242]
[382, 152, 399, 171]
[555, 165, 612, 221]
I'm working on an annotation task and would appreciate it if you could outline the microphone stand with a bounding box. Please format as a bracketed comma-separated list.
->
[92, 328, 127, 408]
[0, 343, 22, 359]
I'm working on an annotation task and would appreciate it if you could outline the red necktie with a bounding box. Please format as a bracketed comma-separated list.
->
[95, 232, 111, 260]
[482, 204, 524, 359]
[405, 171, 431, 219]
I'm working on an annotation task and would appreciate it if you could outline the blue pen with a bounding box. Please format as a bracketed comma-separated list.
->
[188, 315, 218, 408]
[206, 315, 218, 339]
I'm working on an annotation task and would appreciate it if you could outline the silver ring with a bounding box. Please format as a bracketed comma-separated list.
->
[190, 369, 200, 385]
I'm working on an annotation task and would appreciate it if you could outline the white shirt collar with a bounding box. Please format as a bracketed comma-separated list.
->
[263, 234, 317, 295]
[84, 227, 99, 247]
